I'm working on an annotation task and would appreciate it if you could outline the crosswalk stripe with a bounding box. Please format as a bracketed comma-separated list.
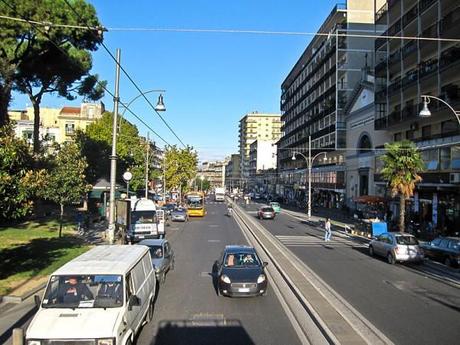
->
[275, 235, 368, 248]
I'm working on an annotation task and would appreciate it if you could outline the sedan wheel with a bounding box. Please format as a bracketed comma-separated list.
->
[444, 257, 451, 267]
[387, 253, 395, 265]
[369, 246, 374, 257]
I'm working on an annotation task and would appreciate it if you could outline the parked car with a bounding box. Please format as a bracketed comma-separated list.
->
[171, 207, 188, 222]
[369, 232, 424, 264]
[257, 206, 275, 220]
[420, 237, 460, 267]
[26, 245, 156, 345]
[269, 202, 281, 214]
[162, 203, 176, 215]
[214, 245, 268, 297]
[140, 239, 175, 284]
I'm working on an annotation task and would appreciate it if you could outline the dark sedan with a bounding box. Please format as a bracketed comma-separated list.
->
[171, 207, 188, 222]
[214, 245, 268, 297]
[421, 237, 460, 267]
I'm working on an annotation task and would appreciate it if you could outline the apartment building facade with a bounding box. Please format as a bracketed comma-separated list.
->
[199, 159, 229, 188]
[9, 102, 105, 146]
[239, 112, 282, 179]
[225, 154, 241, 190]
[278, 0, 385, 208]
[374, 0, 460, 233]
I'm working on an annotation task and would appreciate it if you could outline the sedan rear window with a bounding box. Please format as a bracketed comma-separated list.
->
[395, 236, 419, 245]
[261, 207, 274, 212]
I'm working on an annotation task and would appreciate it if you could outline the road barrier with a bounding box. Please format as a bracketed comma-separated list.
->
[12, 328, 23, 345]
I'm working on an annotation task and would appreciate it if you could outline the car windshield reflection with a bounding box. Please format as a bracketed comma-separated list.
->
[224, 253, 260, 267]
[42, 275, 123, 309]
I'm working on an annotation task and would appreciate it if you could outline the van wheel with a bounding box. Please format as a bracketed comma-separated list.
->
[146, 298, 154, 323]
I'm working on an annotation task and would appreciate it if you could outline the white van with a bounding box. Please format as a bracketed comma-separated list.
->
[26, 245, 156, 345]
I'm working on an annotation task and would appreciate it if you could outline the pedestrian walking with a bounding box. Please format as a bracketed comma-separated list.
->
[324, 218, 332, 242]
[76, 212, 84, 234]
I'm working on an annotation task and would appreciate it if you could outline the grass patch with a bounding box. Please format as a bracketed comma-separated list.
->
[0, 218, 92, 295]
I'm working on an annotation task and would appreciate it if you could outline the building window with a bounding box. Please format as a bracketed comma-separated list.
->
[421, 149, 439, 170]
[65, 123, 75, 136]
[441, 120, 459, 134]
[440, 147, 451, 170]
[22, 130, 33, 141]
[452, 146, 460, 170]
[406, 130, 414, 140]
[358, 134, 372, 154]
[422, 125, 431, 138]
[394, 132, 402, 141]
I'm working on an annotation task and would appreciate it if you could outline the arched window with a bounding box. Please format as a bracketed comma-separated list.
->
[358, 134, 372, 154]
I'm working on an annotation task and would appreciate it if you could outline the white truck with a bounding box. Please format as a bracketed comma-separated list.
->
[215, 187, 226, 202]
[117, 197, 165, 243]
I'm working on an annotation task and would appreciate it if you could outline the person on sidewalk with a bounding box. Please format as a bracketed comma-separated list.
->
[324, 218, 332, 242]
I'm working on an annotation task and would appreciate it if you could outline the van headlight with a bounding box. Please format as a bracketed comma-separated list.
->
[27, 341, 41, 345]
[220, 274, 231, 283]
[257, 274, 266, 283]
[97, 339, 115, 345]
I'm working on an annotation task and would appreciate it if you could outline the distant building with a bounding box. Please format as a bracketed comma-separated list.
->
[9, 102, 105, 146]
[248, 140, 277, 177]
[225, 154, 241, 190]
[199, 159, 229, 188]
[239, 112, 282, 179]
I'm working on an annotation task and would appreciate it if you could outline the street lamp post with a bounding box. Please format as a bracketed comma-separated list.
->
[291, 135, 327, 219]
[122, 170, 133, 198]
[419, 95, 460, 125]
[108, 83, 166, 243]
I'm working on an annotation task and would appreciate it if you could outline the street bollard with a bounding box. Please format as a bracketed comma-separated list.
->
[12, 328, 24, 345]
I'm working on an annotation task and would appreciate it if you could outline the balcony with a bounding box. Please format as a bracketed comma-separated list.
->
[401, 69, 418, 87]
[440, 6, 460, 39]
[402, 5, 418, 28]
[419, 0, 437, 15]
[375, 2, 388, 23]
[387, 78, 401, 96]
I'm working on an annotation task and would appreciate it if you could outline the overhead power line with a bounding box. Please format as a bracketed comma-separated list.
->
[0, 0, 171, 146]
[62, 0, 187, 148]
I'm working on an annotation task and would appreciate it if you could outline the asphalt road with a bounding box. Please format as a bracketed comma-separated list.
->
[136, 202, 302, 345]
[244, 201, 460, 345]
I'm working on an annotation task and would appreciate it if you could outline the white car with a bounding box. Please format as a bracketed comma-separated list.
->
[369, 232, 424, 264]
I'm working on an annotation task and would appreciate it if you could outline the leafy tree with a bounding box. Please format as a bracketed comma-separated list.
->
[41, 142, 89, 237]
[192, 177, 211, 192]
[0, 124, 46, 220]
[164, 146, 198, 196]
[0, 0, 106, 152]
[77, 112, 146, 187]
[380, 141, 424, 232]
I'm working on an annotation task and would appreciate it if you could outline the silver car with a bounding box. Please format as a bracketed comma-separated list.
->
[369, 232, 424, 264]
[139, 239, 175, 284]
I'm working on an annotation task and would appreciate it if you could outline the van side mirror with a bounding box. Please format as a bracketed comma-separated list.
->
[34, 295, 41, 308]
[262, 262, 268, 268]
[128, 295, 141, 309]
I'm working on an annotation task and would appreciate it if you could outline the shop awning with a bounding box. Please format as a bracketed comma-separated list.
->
[353, 195, 386, 204]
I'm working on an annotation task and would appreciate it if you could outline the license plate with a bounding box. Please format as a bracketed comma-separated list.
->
[238, 288, 250, 292]
[137, 235, 144, 239]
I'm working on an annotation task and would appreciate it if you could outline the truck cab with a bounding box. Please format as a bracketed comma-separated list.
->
[128, 197, 165, 243]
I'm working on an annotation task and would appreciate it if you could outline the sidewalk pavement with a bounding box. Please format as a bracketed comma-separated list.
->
[0, 217, 108, 344]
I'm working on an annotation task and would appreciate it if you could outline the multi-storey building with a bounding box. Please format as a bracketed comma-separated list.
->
[239, 112, 282, 179]
[374, 0, 460, 233]
[199, 159, 229, 188]
[248, 140, 277, 177]
[225, 154, 241, 190]
[9, 102, 105, 145]
[278, 0, 385, 208]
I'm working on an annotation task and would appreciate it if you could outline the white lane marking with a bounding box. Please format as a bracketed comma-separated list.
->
[208, 239, 221, 243]
[200, 271, 212, 277]
[209, 224, 219, 228]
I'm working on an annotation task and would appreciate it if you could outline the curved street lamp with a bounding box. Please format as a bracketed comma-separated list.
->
[419, 95, 460, 125]
[291, 135, 327, 218]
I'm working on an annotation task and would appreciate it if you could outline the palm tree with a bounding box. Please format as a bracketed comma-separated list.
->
[380, 141, 424, 232]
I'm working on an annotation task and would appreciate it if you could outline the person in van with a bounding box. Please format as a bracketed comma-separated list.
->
[98, 281, 123, 303]
[58, 276, 93, 304]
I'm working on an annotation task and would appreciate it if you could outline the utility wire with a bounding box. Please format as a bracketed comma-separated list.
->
[62, 0, 187, 148]
[0, 0, 170, 146]
[1, 14, 459, 43]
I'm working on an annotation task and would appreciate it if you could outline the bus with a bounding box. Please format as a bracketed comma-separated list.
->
[185, 191, 206, 217]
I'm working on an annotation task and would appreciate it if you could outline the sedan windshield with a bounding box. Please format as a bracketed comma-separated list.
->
[395, 236, 419, 245]
[225, 253, 260, 267]
[42, 275, 123, 309]
[148, 245, 164, 258]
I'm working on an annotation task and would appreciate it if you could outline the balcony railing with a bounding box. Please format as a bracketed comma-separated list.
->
[375, 2, 388, 22]
[440, 45, 460, 68]
[402, 5, 418, 27]
[419, 58, 438, 79]
[419, 0, 437, 15]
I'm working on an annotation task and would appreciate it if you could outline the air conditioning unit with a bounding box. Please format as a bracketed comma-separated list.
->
[450, 173, 460, 183]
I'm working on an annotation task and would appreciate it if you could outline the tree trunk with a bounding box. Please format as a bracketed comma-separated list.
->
[32, 98, 41, 154]
[399, 194, 405, 233]
[59, 203, 64, 238]
[0, 82, 12, 127]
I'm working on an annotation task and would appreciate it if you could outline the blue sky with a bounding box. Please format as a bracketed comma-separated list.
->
[10, 0, 339, 161]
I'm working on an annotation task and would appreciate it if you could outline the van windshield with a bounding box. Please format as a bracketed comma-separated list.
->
[42, 275, 123, 309]
[132, 211, 156, 224]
